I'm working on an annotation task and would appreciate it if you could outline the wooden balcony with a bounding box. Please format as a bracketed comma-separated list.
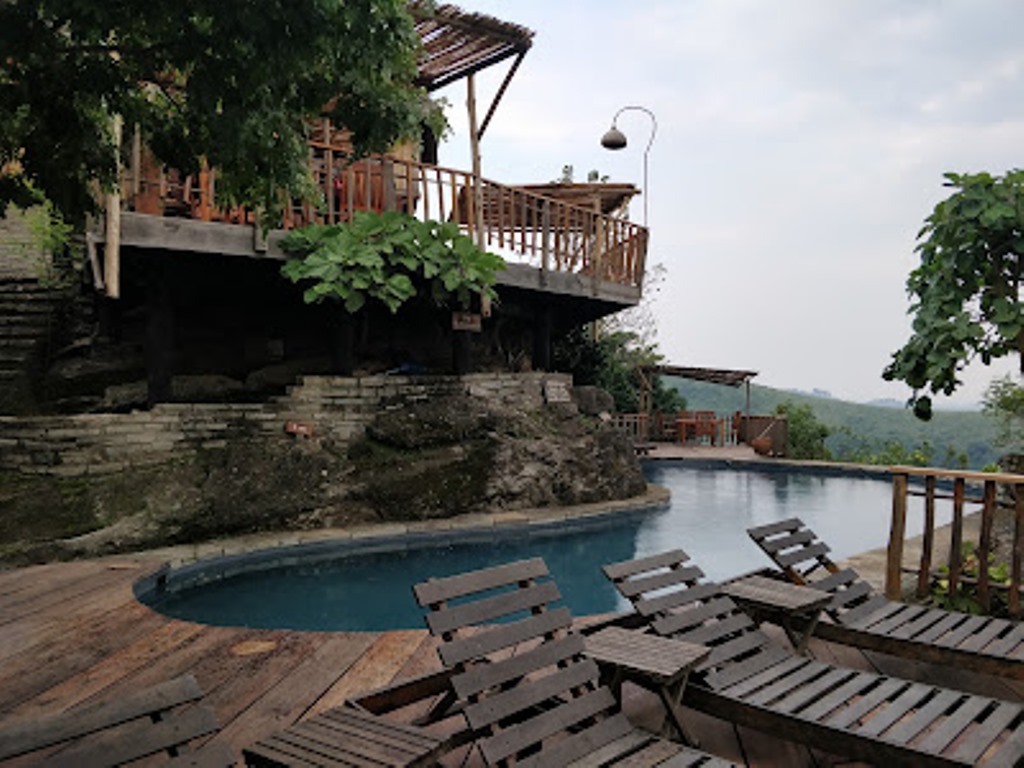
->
[119, 129, 648, 292]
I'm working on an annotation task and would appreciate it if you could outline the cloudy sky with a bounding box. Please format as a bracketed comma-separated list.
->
[435, 1, 1023, 407]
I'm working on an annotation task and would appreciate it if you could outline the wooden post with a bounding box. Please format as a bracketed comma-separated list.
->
[467, 74, 490, 318]
[949, 477, 966, 599]
[916, 474, 936, 599]
[541, 200, 551, 283]
[1012, 482, 1024, 617]
[104, 114, 123, 299]
[130, 123, 142, 201]
[979, 479, 996, 613]
[886, 472, 908, 599]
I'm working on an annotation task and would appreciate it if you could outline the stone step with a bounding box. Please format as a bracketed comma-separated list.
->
[0, 348, 34, 364]
[0, 300, 58, 315]
[0, 285, 61, 300]
[0, 324, 47, 339]
[0, 337, 38, 349]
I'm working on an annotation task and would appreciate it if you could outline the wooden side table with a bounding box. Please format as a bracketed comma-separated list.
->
[243, 706, 449, 767]
[722, 574, 831, 655]
[584, 626, 709, 746]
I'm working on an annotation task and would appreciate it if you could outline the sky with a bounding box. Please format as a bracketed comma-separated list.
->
[434, 1, 1024, 408]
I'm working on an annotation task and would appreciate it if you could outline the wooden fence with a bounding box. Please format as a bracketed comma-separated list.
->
[887, 466, 1024, 616]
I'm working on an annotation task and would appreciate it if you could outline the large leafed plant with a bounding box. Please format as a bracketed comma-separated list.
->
[884, 170, 1024, 419]
[280, 211, 505, 314]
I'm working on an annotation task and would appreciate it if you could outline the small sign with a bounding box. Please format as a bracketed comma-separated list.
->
[285, 420, 315, 438]
[452, 312, 482, 332]
[543, 379, 572, 404]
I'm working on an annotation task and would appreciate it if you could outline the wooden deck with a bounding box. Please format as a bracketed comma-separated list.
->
[2, 555, 1024, 766]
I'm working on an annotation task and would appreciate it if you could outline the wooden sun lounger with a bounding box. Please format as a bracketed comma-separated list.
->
[604, 549, 1024, 767]
[413, 557, 735, 767]
[748, 517, 1024, 679]
[0, 674, 234, 767]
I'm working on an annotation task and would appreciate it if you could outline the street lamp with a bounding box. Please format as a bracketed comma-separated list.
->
[600, 105, 657, 226]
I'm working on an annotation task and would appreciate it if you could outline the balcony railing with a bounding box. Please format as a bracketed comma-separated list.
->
[887, 466, 1024, 616]
[122, 131, 648, 289]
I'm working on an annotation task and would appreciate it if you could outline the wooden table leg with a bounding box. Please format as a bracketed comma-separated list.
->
[656, 673, 699, 747]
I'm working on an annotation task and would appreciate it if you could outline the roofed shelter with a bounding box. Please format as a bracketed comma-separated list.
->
[639, 365, 758, 417]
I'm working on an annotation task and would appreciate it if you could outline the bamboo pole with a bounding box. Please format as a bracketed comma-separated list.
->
[948, 477, 966, 599]
[467, 74, 490, 318]
[916, 475, 936, 599]
[979, 480, 996, 612]
[1012, 483, 1024, 617]
[104, 114, 123, 299]
[886, 472, 908, 599]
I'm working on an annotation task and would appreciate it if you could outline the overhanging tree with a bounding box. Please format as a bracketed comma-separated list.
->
[0, 0, 426, 224]
[883, 170, 1024, 420]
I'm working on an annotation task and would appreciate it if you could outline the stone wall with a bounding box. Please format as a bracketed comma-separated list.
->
[0, 372, 571, 476]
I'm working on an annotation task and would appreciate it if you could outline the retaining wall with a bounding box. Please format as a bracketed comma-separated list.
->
[0, 372, 571, 476]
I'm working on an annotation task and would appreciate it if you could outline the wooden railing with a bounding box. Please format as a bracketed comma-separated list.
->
[122, 134, 648, 289]
[611, 411, 755, 447]
[887, 466, 1024, 616]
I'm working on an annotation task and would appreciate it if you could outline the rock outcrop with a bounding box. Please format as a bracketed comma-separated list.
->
[0, 384, 645, 565]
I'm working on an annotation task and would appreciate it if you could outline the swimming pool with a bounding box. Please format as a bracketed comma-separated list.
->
[140, 463, 921, 632]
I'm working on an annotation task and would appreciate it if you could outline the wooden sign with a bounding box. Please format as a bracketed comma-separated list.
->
[452, 312, 482, 332]
[543, 379, 572, 404]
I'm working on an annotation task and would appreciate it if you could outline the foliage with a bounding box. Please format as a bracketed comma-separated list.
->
[828, 429, 952, 468]
[932, 541, 1011, 616]
[774, 401, 831, 460]
[884, 170, 1024, 420]
[0, 0, 426, 224]
[553, 165, 609, 185]
[280, 211, 505, 314]
[982, 374, 1024, 453]
[669, 378, 997, 469]
[553, 327, 685, 414]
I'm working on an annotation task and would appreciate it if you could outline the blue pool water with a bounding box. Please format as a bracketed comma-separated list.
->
[142, 464, 925, 632]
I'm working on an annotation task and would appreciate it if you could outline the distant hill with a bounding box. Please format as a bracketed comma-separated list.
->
[665, 377, 1000, 470]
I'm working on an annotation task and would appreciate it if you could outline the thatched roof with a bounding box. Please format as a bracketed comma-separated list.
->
[412, 4, 534, 91]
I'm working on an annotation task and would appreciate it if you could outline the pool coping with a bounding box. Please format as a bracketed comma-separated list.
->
[134, 484, 672, 600]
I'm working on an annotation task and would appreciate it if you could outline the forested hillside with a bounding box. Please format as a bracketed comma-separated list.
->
[667, 377, 1000, 469]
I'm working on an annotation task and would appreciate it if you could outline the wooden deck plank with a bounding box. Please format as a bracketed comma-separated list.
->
[306, 630, 426, 718]
[0, 556, 1022, 768]
[0, 599, 168, 714]
[213, 630, 380, 750]
[8, 619, 206, 718]
[0, 565, 134, 624]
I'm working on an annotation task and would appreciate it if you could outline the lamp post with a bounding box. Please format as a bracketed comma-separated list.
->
[600, 105, 657, 226]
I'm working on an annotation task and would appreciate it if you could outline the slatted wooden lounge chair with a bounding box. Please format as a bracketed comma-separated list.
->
[604, 549, 1024, 767]
[413, 557, 735, 767]
[748, 517, 1024, 679]
[0, 673, 234, 767]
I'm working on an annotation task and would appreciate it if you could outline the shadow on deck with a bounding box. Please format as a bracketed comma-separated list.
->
[1, 553, 1022, 766]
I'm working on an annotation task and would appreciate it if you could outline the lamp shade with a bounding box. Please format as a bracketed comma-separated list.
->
[600, 126, 627, 150]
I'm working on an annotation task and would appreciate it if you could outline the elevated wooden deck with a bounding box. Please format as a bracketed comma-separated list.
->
[1, 555, 1022, 766]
